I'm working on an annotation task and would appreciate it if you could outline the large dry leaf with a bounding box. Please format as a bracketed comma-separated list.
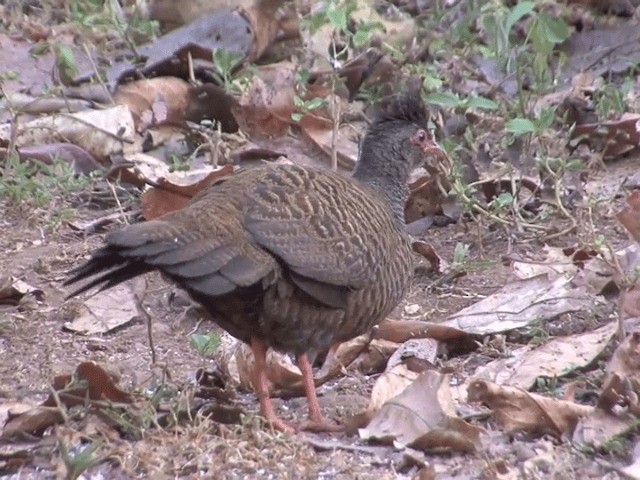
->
[2, 362, 131, 439]
[64, 284, 139, 335]
[114, 77, 191, 131]
[572, 408, 637, 448]
[14, 143, 101, 175]
[102, 3, 279, 87]
[365, 364, 420, 416]
[298, 114, 360, 169]
[473, 322, 617, 389]
[0, 106, 136, 162]
[218, 338, 303, 395]
[374, 318, 467, 343]
[443, 274, 595, 335]
[233, 61, 297, 138]
[599, 330, 640, 412]
[140, 164, 235, 219]
[360, 371, 484, 454]
[467, 379, 593, 437]
[618, 190, 640, 243]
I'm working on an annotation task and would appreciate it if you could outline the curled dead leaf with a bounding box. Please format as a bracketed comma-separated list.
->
[360, 371, 484, 453]
[617, 190, 640, 243]
[140, 164, 235, 219]
[468, 379, 593, 437]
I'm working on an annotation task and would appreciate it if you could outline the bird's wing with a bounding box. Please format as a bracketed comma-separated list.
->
[65, 201, 278, 299]
[244, 165, 390, 306]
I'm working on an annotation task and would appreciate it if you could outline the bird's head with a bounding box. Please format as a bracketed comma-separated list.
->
[355, 95, 446, 184]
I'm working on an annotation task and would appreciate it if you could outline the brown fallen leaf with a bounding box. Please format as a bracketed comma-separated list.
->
[571, 114, 640, 159]
[360, 371, 484, 454]
[599, 329, 640, 411]
[2, 362, 132, 439]
[12, 143, 102, 175]
[412, 241, 448, 273]
[467, 379, 593, 437]
[0, 277, 44, 305]
[232, 61, 297, 138]
[473, 322, 617, 390]
[374, 318, 467, 343]
[617, 190, 640, 243]
[239, 0, 281, 63]
[140, 164, 235, 219]
[114, 77, 191, 132]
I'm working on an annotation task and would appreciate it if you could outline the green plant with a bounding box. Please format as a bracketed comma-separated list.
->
[593, 79, 632, 120]
[169, 154, 190, 172]
[212, 48, 245, 92]
[69, 0, 159, 49]
[58, 439, 103, 480]
[452, 242, 470, 267]
[190, 331, 221, 361]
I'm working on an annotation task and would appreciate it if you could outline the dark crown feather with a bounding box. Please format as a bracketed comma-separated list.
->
[373, 95, 427, 127]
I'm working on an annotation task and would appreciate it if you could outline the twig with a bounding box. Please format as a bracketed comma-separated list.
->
[135, 278, 157, 365]
[105, 179, 129, 225]
[82, 43, 115, 104]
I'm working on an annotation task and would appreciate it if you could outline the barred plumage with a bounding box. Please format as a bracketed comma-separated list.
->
[64, 94, 441, 432]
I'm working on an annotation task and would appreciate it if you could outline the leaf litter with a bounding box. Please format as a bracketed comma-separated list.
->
[3, 0, 640, 478]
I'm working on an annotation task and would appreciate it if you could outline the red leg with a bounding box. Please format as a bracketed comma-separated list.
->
[297, 353, 344, 432]
[250, 337, 294, 434]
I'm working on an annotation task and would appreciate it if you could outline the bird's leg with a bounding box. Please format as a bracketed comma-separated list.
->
[250, 337, 294, 434]
[297, 353, 344, 432]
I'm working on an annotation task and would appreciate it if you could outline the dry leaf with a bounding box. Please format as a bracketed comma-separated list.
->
[473, 322, 617, 389]
[467, 379, 593, 437]
[360, 371, 484, 454]
[140, 164, 234, 219]
[374, 318, 467, 343]
[2, 362, 132, 439]
[114, 77, 191, 131]
[0, 277, 44, 305]
[617, 190, 640, 242]
[64, 284, 139, 335]
[599, 330, 640, 411]
[0, 106, 136, 162]
[443, 274, 595, 335]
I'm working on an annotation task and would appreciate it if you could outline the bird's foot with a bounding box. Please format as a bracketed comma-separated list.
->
[298, 417, 344, 433]
[266, 417, 295, 435]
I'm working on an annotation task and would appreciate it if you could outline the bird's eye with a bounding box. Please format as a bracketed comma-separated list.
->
[416, 129, 427, 142]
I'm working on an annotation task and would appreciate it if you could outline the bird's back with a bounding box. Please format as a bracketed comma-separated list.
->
[66, 163, 415, 354]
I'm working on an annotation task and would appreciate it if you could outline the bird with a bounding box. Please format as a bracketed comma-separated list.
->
[64, 95, 443, 433]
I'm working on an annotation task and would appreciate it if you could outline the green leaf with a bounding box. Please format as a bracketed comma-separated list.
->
[291, 113, 303, 122]
[353, 29, 371, 47]
[55, 43, 78, 77]
[505, 118, 536, 136]
[305, 11, 328, 33]
[326, 6, 348, 31]
[505, 1, 535, 33]
[305, 97, 325, 110]
[422, 75, 443, 90]
[466, 96, 499, 111]
[190, 332, 220, 357]
[424, 91, 460, 108]
[537, 12, 569, 44]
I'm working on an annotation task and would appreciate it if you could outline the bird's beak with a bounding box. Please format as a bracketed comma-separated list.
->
[420, 140, 451, 175]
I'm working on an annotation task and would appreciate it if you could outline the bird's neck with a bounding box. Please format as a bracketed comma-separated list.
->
[352, 143, 409, 227]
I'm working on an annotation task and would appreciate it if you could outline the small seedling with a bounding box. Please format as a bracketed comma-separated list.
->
[58, 439, 103, 480]
[190, 331, 221, 361]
